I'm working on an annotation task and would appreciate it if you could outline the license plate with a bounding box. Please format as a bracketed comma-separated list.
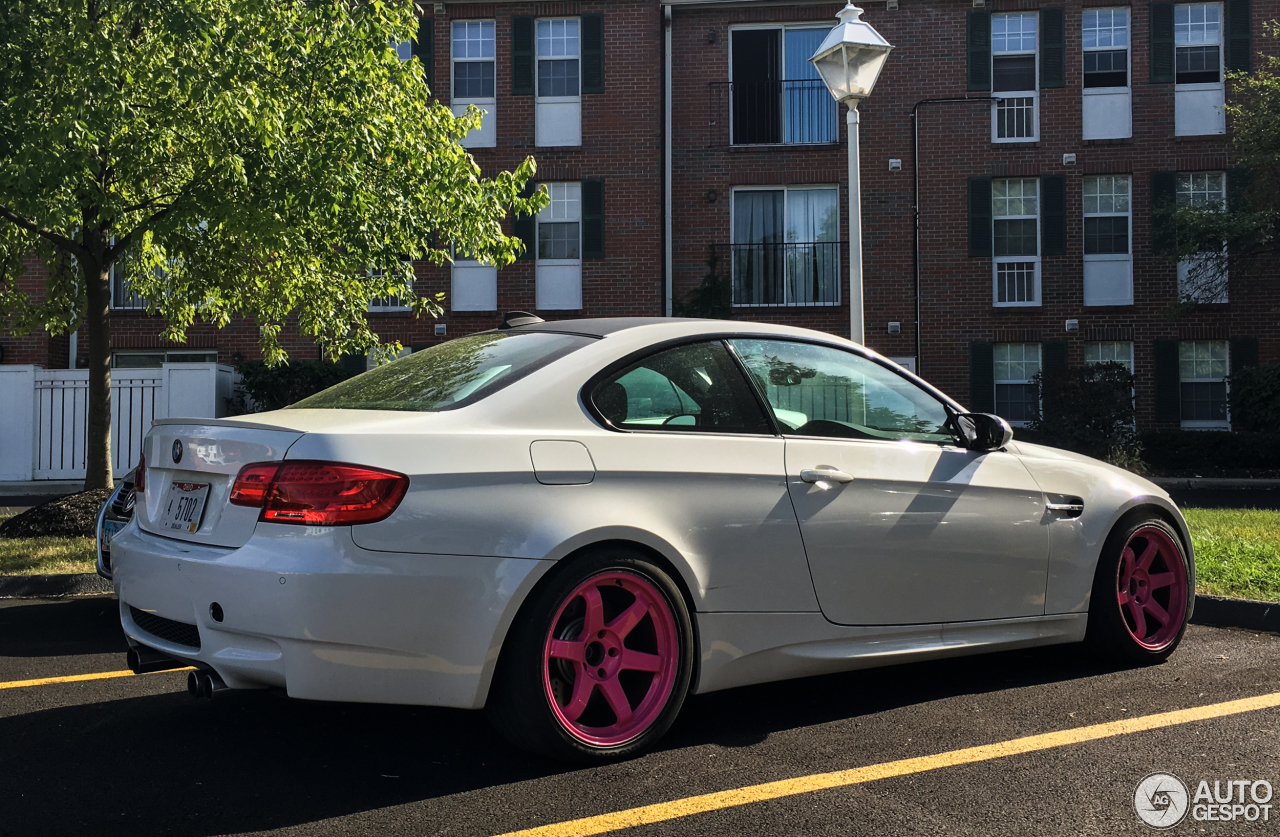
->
[100, 518, 124, 549]
[158, 482, 210, 533]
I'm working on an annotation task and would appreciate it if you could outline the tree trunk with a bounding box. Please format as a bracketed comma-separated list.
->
[83, 258, 114, 491]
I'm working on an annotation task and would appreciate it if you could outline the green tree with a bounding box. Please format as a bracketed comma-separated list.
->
[1156, 24, 1280, 306]
[0, 0, 545, 488]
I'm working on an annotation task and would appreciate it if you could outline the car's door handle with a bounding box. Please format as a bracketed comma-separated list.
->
[800, 466, 854, 485]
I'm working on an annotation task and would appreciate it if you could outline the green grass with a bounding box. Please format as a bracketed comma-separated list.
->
[1183, 507, 1280, 603]
[0, 516, 97, 576]
[1, 509, 1278, 602]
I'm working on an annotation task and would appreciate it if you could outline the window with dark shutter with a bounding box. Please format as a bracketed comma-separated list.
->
[1150, 171, 1177, 255]
[1153, 339, 1181, 422]
[582, 14, 604, 93]
[512, 16, 535, 95]
[1150, 3, 1175, 83]
[968, 11, 991, 91]
[582, 179, 604, 258]
[969, 342, 996, 413]
[1230, 338, 1258, 370]
[1040, 8, 1065, 88]
[1226, 0, 1252, 72]
[513, 182, 537, 260]
[413, 17, 435, 93]
[1041, 175, 1066, 256]
[969, 177, 994, 258]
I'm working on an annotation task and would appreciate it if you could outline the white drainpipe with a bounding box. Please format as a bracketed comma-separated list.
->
[663, 4, 673, 316]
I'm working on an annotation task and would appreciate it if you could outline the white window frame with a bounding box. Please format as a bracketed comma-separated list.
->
[367, 263, 413, 312]
[111, 349, 218, 368]
[535, 182, 583, 310]
[451, 20, 497, 149]
[729, 184, 842, 308]
[726, 24, 840, 146]
[993, 342, 1041, 427]
[991, 12, 1039, 143]
[535, 18, 582, 148]
[1179, 340, 1230, 429]
[1084, 341, 1134, 371]
[450, 247, 498, 312]
[1175, 171, 1229, 303]
[992, 178, 1041, 307]
[1081, 8, 1132, 139]
[1082, 174, 1133, 306]
[1174, 3, 1226, 136]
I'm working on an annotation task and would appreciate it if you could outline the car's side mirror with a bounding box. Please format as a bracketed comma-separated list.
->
[953, 412, 1013, 452]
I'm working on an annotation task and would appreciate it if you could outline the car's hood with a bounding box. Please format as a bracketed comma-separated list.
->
[1009, 439, 1171, 503]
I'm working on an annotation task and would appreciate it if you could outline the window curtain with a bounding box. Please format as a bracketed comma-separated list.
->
[733, 191, 784, 304]
[783, 29, 837, 143]
[785, 189, 839, 304]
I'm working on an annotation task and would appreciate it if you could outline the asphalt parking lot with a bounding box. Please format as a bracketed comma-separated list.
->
[2, 595, 1278, 837]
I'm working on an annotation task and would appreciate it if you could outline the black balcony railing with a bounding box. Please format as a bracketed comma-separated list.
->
[110, 267, 148, 311]
[709, 80, 840, 147]
[717, 241, 843, 307]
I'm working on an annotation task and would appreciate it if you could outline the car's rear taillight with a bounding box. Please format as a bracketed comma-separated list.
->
[135, 454, 146, 493]
[229, 463, 278, 506]
[229, 460, 408, 525]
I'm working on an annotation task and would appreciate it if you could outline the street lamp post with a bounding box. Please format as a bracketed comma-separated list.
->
[810, 4, 893, 346]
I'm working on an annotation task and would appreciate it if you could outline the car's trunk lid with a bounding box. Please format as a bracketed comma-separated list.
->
[136, 421, 304, 548]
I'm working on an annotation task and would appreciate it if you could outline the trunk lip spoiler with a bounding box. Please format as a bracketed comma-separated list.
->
[151, 417, 304, 432]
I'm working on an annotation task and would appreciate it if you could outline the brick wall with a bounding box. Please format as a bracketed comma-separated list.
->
[4, 0, 1278, 436]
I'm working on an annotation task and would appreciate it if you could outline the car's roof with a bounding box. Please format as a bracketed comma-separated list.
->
[510, 317, 720, 337]
[507, 316, 857, 345]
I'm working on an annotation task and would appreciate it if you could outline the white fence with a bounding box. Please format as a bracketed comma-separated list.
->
[0, 363, 238, 481]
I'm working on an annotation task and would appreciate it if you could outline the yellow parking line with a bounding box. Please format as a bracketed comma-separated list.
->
[493, 690, 1280, 837]
[0, 668, 195, 691]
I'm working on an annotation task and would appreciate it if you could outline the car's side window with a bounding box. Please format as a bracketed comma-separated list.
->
[728, 339, 957, 444]
[592, 341, 773, 434]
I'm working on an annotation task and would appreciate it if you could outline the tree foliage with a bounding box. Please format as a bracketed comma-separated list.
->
[228, 359, 357, 413]
[672, 249, 732, 319]
[1030, 361, 1143, 469]
[1155, 23, 1280, 305]
[0, 0, 546, 485]
[1228, 362, 1280, 432]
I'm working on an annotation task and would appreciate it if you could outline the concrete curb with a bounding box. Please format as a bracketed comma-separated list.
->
[1192, 594, 1280, 634]
[1151, 478, 1280, 490]
[0, 573, 112, 599]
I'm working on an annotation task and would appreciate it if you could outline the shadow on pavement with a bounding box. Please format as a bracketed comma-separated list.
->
[0, 596, 127, 658]
[0, 638, 1119, 837]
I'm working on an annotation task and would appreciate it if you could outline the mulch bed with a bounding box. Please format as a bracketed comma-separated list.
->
[0, 489, 113, 539]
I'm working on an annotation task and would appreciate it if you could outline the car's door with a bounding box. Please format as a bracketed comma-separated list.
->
[729, 338, 1049, 625]
[585, 339, 817, 613]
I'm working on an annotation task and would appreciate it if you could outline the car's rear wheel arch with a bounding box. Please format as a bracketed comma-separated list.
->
[490, 538, 702, 705]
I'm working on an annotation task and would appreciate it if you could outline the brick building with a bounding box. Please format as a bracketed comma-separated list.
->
[4, 0, 1277, 432]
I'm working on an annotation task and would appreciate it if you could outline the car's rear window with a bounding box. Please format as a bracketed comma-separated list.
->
[291, 332, 593, 412]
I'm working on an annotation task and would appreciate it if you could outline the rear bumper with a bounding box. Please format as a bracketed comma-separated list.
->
[111, 523, 553, 709]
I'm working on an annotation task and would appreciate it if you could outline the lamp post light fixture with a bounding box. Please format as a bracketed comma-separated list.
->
[810, 3, 893, 345]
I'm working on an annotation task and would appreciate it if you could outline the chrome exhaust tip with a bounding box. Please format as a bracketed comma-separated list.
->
[126, 645, 189, 675]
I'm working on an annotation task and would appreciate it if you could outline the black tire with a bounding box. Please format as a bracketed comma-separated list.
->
[1085, 515, 1192, 665]
[486, 547, 695, 762]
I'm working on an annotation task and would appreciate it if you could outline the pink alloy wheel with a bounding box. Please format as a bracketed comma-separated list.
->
[1116, 526, 1188, 650]
[543, 571, 680, 746]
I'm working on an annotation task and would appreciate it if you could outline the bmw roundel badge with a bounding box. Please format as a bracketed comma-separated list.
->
[172, 439, 183, 464]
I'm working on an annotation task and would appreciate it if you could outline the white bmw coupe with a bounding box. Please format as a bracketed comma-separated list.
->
[113, 315, 1193, 761]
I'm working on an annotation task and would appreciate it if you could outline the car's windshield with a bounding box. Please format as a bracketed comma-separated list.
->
[291, 332, 593, 412]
